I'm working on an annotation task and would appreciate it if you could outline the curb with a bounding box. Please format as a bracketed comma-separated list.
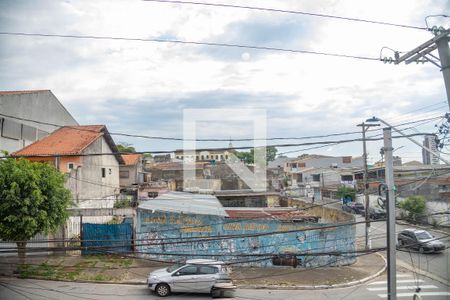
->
[6, 254, 388, 290]
[237, 253, 387, 290]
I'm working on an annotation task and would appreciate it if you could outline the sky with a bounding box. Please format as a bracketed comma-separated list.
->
[1, 0, 449, 164]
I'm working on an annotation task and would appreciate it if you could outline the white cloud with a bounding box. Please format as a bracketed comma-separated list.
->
[0, 0, 449, 162]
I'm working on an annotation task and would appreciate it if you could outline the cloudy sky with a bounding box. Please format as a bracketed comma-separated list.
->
[1, 0, 449, 163]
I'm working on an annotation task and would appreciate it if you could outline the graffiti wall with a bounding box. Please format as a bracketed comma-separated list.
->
[136, 209, 355, 267]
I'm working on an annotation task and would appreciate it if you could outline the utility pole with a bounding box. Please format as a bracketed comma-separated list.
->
[391, 28, 450, 110]
[383, 127, 396, 300]
[357, 122, 379, 250]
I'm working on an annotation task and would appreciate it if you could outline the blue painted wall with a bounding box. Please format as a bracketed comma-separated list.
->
[136, 209, 355, 267]
[82, 223, 132, 255]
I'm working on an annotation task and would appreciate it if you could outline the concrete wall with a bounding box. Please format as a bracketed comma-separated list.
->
[120, 164, 138, 188]
[137, 209, 356, 267]
[0, 91, 78, 153]
[67, 136, 120, 207]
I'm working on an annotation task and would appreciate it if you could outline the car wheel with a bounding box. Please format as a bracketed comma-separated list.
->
[398, 239, 403, 247]
[419, 247, 425, 254]
[155, 283, 170, 297]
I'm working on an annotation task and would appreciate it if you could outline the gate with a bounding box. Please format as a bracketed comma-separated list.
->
[81, 223, 132, 255]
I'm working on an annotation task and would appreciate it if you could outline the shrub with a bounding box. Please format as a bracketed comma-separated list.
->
[399, 195, 426, 223]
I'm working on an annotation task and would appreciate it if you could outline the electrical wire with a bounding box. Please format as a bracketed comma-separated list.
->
[0, 31, 381, 61]
[142, 0, 427, 31]
[0, 112, 443, 142]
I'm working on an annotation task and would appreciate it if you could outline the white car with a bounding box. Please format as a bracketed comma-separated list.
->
[147, 259, 235, 297]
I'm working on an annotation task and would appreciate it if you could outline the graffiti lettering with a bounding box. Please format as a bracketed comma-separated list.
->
[180, 226, 212, 233]
[243, 223, 269, 231]
[144, 216, 167, 224]
[223, 223, 242, 231]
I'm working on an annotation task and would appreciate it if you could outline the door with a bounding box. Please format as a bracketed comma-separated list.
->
[195, 265, 219, 292]
[171, 265, 199, 293]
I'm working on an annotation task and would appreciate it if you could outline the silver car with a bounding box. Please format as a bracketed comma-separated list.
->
[147, 259, 235, 297]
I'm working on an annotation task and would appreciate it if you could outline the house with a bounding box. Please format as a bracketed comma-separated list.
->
[12, 125, 124, 206]
[0, 90, 78, 153]
[174, 142, 235, 162]
[120, 153, 147, 188]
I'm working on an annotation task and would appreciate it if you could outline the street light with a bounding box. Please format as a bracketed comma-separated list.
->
[367, 116, 449, 164]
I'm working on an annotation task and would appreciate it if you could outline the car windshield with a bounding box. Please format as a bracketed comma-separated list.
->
[166, 264, 182, 273]
[415, 231, 433, 240]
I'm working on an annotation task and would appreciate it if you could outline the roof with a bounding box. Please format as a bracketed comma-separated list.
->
[139, 191, 228, 217]
[214, 190, 280, 197]
[225, 208, 318, 222]
[122, 153, 141, 165]
[13, 125, 125, 164]
[0, 90, 50, 96]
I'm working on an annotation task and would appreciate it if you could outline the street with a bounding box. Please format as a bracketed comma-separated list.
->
[357, 215, 450, 283]
[0, 274, 449, 300]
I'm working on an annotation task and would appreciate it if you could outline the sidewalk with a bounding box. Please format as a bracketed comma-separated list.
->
[0, 252, 386, 289]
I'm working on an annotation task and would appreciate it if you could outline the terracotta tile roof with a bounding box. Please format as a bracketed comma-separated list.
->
[13, 125, 105, 156]
[122, 153, 141, 165]
[0, 90, 50, 96]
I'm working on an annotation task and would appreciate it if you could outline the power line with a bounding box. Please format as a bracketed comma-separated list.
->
[3, 132, 434, 158]
[142, 0, 427, 31]
[0, 31, 380, 61]
[0, 112, 442, 142]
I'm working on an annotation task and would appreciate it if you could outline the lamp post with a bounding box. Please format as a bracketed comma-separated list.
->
[357, 122, 379, 250]
[366, 117, 396, 300]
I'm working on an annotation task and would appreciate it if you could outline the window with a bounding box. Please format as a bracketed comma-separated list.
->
[177, 266, 198, 276]
[225, 155, 228, 159]
[68, 163, 75, 170]
[148, 192, 158, 198]
[22, 124, 37, 141]
[102, 168, 106, 178]
[198, 266, 219, 274]
[312, 174, 321, 182]
[109, 168, 112, 175]
[201, 155, 204, 160]
[196, 155, 199, 160]
[298, 162, 306, 168]
[341, 175, 353, 181]
[1, 119, 21, 140]
[342, 156, 352, 163]
[215, 155, 219, 159]
[120, 170, 129, 178]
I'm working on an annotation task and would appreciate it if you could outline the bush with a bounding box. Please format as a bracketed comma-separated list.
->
[336, 185, 356, 201]
[399, 195, 426, 223]
[114, 198, 132, 208]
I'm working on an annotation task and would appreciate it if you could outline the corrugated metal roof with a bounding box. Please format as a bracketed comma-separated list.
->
[139, 191, 228, 217]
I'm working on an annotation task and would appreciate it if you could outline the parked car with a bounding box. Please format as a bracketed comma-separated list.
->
[397, 229, 445, 253]
[342, 202, 365, 214]
[147, 259, 235, 297]
[361, 207, 386, 220]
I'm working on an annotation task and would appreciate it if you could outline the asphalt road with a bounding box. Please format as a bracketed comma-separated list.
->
[355, 214, 450, 283]
[1, 275, 449, 300]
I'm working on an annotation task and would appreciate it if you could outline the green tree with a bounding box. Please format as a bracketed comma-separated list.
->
[117, 142, 136, 153]
[399, 195, 426, 223]
[336, 185, 356, 201]
[235, 146, 278, 165]
[0, 158, 72, 261]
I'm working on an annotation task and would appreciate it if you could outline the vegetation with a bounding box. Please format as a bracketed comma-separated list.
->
[117, 142, 136, 153]
[113, 198, 133, 208]
[0, 158, 72, 262]
[336, 185, 356, 201]
[399, 195, 426, 223]
[235, 146, 278, 164]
